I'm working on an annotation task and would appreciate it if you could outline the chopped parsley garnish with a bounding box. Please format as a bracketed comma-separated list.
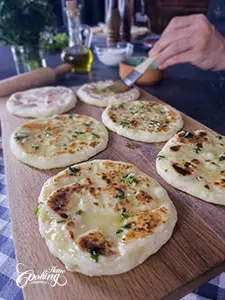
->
[135, 104, 146, 110]
[205, 159, 211, 162]
[121, 208, 129, 219]
[89, 247, 100, 263]
[76, 210, 84, 215]
[157, 155, 165, 160]
[115, 188, 125, 199]
[219, 156, 225, 161]
[34, 201, 44, 216]
[14, 133, 29, 141]
[116, 229, 124, 236]
[75, 131, 85, 134]
[69, 167, 80, 175]
[117, 104, 124, 108]
[122, 223, 132, 229]
[116, 223, 132, 236]
[184, 162, 190, 168]
[57, 220, 67, 224]
[123, 173, 136, 185]
[32, 146, 39, 150]
[216, 135, 222, 140]
[195, 142, 203, 154]
[72, 135, 77, 138]
[120, 120, 130, 126]
[91, 133, 99, 140]
[164, 169, 168, 172]
[84, 123, 90, 127]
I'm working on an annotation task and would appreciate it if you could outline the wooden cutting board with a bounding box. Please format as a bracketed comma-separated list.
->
[0, 88, 225, 300]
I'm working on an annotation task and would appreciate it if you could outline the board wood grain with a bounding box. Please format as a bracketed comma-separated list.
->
[0, 88, 225, 300]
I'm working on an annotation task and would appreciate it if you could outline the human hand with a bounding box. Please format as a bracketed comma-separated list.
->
[149, 14, 225, 71]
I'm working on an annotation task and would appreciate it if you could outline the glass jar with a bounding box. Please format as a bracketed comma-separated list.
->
[11, 45, 46, 74]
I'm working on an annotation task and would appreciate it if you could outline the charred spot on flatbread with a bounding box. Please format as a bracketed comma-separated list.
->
[214, 179, 225, 188]
[77, 232, 116, 257]
[47, 183, 88, 217]
[170, 145, 181, 152]
[172, 163, 192, 176]
[136, 190, 153, 204]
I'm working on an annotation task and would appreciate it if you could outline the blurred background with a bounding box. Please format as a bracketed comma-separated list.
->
[54, 0, 209, 32]
[0, 0, 212, 79]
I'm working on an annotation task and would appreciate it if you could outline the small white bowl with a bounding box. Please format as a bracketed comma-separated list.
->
[94, 42, 134, 67]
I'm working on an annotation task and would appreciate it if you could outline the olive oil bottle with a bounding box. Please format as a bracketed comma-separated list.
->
[62, 1, 93, 73]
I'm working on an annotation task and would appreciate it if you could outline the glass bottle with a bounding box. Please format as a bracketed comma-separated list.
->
[119, 0, 132, 42]
[106, 0, 121, 46]
[61, 1, 93, 73]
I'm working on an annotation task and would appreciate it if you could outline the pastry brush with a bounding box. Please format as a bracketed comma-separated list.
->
[109, 55, 158, 93]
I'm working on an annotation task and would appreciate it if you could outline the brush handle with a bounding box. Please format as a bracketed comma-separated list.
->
[134, 56, 157, 74]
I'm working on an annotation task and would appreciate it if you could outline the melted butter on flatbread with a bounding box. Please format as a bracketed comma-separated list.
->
[107, 101, 178, 132]
[38, 160, 176, 275]
[13, 115, 104, 156]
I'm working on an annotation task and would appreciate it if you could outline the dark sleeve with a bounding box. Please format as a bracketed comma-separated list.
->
[207, 0, 225, 36]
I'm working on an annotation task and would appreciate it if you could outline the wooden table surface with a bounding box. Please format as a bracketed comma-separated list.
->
[0, 88, 225, 300]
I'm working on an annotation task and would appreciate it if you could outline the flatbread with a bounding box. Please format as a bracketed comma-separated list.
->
[77, 81, 140, 107]
[102, 101, 183, 142]
[10, 114, 108, 169]
[156, 130, 225, 205]
[6, 86, 77, 118]
[38, 160, 177, 276]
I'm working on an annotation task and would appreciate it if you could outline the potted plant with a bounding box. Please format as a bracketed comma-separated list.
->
[0, 0, 57, 73]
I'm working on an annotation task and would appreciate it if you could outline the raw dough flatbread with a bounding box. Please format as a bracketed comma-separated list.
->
[156, 130, 225, 205]
[38, 160, 177, 276]
[10, 114, 108, 169]
[102, 101, 183, 142]
[6, 86, 77, 118]
[77, 80, 140, 107]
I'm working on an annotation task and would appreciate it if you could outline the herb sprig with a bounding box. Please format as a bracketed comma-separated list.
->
[121, 208, 129, 219]
[115, 188, 125, 199]
[120, 120, 130, 126]
[116, 223, 132, 236]
[34, 201, 44, 216]
[123, 173, 136, 185]
[89, 247, 100, 263]
[69, 167, 80, 175]
[195, 142, 203, 154]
